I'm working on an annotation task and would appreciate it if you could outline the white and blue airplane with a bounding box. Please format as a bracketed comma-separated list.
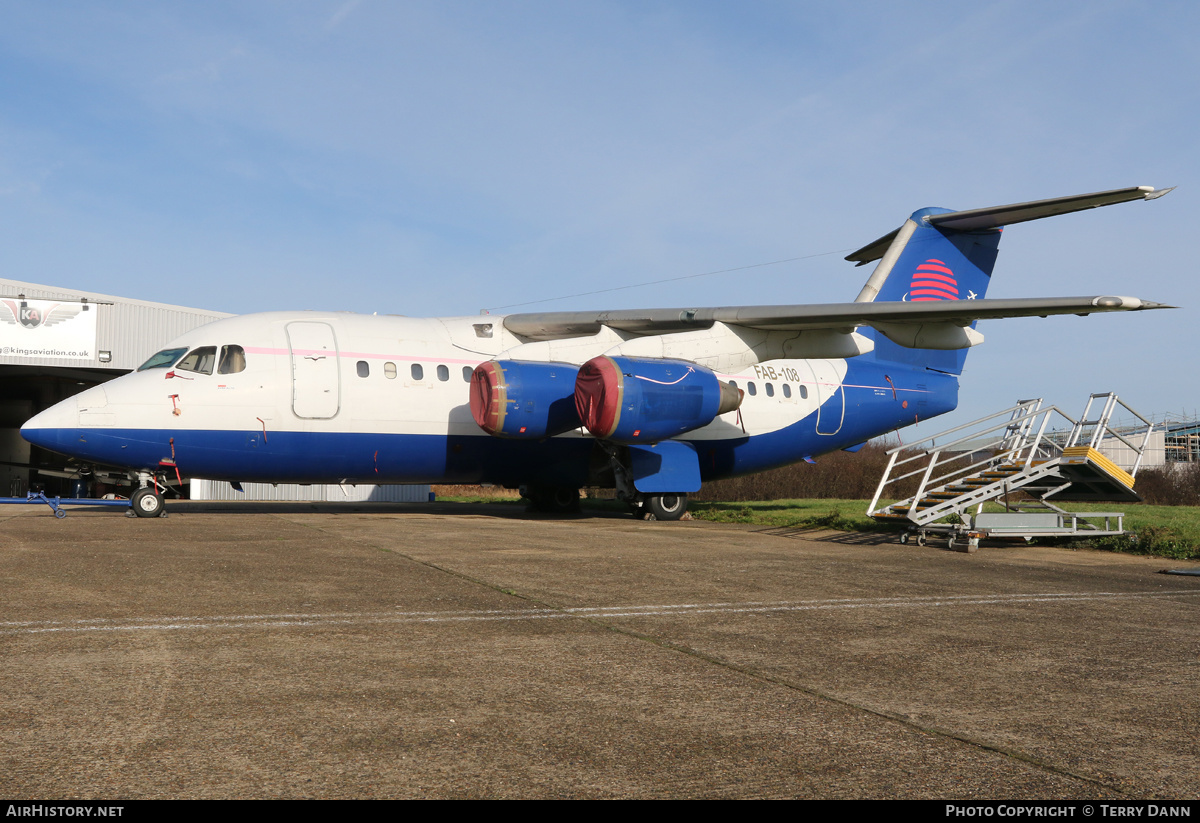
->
[21, 186, 1173, 519]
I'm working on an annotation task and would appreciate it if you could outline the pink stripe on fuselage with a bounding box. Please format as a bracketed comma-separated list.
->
[242, 346, 481, 366]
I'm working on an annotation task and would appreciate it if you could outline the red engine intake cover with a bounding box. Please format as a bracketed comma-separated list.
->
[469, 361, 506, 434]
[574, 356, 622, 439]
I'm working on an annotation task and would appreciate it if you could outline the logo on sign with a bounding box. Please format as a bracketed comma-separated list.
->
[0, 300, 86, 329]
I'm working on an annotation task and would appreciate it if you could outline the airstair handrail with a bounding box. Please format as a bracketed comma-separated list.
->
[883, 401, 1045, 455]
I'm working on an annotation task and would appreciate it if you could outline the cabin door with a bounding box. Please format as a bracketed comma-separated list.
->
[286, 321, 341, 419]
[800, 359, 844, 436]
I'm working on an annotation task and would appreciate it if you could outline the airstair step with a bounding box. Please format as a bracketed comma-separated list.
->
[888, 465, 1065, 521]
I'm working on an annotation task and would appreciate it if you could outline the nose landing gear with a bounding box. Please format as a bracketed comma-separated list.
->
[129, 472, 168, 518]
[131, 487, 165, 518]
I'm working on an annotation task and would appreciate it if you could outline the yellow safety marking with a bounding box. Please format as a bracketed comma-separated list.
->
[1061, 446, 1135, 488]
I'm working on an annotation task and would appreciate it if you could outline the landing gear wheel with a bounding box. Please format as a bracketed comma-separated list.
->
[132, 487, 164, 518]
[547, 486, 580, 512]
[898, 532, 910, 545]
[523, 485, 580, 514]
[644, 493, 688, 522]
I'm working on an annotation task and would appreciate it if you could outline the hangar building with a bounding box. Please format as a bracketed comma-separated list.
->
[0, 277, 229, 498]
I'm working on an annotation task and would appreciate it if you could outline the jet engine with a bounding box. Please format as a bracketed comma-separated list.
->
[574, 356, 742, 444]
[470, 360, 582, 438]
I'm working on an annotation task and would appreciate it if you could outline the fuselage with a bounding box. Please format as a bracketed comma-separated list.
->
[20, 310, 958, 488]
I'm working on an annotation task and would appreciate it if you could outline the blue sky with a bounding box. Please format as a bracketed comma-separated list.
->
[0, 1, 1195, 427]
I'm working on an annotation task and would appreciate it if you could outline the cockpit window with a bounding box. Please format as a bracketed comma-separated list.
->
[176, 346, 217, 375]
[218, 345, 247, 374]
[137, 347, 188, 372]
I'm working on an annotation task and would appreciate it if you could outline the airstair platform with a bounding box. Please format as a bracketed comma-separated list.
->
[867, 393, 1152, 551]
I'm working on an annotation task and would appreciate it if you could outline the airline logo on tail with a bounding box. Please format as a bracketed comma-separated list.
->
[909, 259, 959, 301]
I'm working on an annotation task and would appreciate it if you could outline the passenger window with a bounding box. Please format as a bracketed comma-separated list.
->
[782, 384, 791, 399]
[138, 347, 188, 372]
[176, 346, 216, 375]
[357, 360, 370, 378]
[437, 364, 449, 382]
[462, 366, 473, 382]
[218, 345, 246, 375]
[385, 362, 397, 379]
[729, 380, 738, 390]
[411, 363, 424, 381]
[765, 383, 774, 397]
[799, 385, 809, 399]
[747, 382, 757, 396]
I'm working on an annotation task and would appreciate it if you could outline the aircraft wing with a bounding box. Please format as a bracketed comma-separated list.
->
[502, 295, 1171, 340]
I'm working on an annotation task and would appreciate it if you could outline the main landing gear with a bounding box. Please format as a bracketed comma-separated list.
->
[642, 493, 689, 521]
[599, 444, 689, 522]
[522, 484, 581, 514]
[519, 444, 691, 522]
[520, 484, 690, 522]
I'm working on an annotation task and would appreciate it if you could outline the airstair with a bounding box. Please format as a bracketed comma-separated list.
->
[867, 393, 1153, 551]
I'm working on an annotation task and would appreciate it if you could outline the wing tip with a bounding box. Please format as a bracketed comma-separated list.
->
[1091, 296, 1176, 310]
[1142, 186, 1176, 201]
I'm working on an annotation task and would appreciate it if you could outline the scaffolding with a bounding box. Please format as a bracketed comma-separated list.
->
[1164, 419, 1200, 464]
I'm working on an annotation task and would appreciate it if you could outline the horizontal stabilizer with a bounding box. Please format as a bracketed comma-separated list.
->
[846, 186, 1174, 265]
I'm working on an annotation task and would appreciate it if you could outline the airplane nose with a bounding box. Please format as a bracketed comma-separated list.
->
[20, 398, 80, 453]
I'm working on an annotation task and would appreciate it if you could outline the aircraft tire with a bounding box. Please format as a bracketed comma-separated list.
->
[132, 487, 164, 518]
[645, 493, 687, 521]
[526, 485, 580, 514]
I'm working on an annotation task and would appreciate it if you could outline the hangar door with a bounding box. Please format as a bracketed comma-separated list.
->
[286, 321, 341, 419]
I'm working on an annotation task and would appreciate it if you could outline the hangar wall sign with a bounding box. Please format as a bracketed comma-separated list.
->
[0, 298, 97, 360]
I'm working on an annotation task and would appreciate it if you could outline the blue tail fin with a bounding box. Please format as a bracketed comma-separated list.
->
[846, 186, 1173, 375]
[857, 208, 1002, 375]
